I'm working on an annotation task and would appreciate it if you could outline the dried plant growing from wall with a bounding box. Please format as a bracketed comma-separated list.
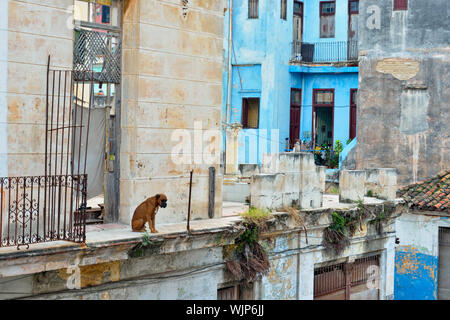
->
[283, 206, 308, 244]
[225, 208, 271, 284]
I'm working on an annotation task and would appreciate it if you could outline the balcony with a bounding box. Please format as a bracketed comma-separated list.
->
[291, 41, 358, 63]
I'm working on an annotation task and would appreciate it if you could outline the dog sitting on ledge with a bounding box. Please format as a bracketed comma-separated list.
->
[131, 194, 168, 233]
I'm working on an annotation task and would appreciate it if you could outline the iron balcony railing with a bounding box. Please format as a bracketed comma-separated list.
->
[0, 175, 87, 249]
[291, 41, 358, 63]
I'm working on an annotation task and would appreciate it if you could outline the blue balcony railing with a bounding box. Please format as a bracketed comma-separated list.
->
[291, 41, 358, 63]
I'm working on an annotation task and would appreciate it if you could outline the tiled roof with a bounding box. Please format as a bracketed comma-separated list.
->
[398, 171, 450, 213]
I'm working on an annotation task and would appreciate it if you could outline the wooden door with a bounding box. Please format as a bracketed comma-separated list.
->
[349, 89, 357, 140]
[290, 89, 302, 149]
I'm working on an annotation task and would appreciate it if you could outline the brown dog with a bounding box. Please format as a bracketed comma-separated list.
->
[131, 194, 168, 233]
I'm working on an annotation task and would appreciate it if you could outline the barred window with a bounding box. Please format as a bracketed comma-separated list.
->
[249, 0, 259, 19]
[281, 0, 287, 20]
[349, 0, 359, 13]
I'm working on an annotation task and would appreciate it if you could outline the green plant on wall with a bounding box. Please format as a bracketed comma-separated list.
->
[322, 209, 362, 255]
[225, 207, 272, 284]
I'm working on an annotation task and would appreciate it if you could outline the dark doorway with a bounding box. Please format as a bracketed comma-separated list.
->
[312, 89, 334, 148]
[349, 89, 357, 140]
[290, 88, 302, 149]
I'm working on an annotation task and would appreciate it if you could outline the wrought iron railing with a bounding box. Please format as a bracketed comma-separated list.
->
[291, 41, 358, 63]
[0, 175, 87, 249]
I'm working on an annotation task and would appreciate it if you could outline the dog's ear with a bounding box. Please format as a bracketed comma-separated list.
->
[156, 194, 160, 199]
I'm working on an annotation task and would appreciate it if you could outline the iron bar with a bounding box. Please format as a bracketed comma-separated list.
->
[187, 170, 193, 233]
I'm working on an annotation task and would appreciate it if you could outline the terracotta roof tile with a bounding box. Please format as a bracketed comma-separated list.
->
[398, 171, 450, 213]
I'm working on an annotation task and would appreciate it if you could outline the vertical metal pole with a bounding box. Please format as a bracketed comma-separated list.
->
[208, 167, 216, 219]
[345, 263, 352, 300]
[187, 170, 193, 233]
[44, 56, 50, 241]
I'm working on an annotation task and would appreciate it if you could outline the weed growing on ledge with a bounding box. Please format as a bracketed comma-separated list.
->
[130, 231, 152, 258]
[225, 207, 272, 285]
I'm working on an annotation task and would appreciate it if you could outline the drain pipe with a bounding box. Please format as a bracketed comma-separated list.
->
[224, 0, 233, 175]
[226, 0, 233, 124]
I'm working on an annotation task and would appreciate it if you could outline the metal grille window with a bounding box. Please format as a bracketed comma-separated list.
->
[294, 1, 303, 16]
[281, 0, 287, 20]
[349, 0, 359, 13]
[314, 255, 380, 300]
[394, 0, 408, 11]
[248, 0, 259, 19]
[218, 286, 240, 300]
[321, 1, 336, 15]
[314, 90, 334, 105]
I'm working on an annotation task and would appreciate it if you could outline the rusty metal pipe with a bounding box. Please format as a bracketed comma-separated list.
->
[187, 170, 193, 233]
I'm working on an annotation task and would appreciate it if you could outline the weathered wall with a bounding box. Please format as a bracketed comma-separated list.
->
[394, 212, 450, 300]
[2, 0, 74, 177]
[0, 0, 8, 177]
[120, 0, 225, 224]
[0, 201, 402, 300]
[356, 0, 450, 186]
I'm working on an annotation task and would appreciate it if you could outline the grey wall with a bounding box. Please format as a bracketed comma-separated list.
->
[356, 0, 450, 186]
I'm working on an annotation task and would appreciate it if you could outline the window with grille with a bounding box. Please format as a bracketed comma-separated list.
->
[314, 89, 334, 105]
[314, 255, 380, 300]
[242, 98, 260, 129]
[281, 0, 287, 20]
[249, 0, 259, 19]
[294, 1, 303, 16]
[349, 0, 359, 13]
[321, 1, 336, 15]
[394, 0, 408, 10]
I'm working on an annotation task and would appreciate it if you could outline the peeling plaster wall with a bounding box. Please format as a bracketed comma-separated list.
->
[0, 0, 8, 177]
[4, 0, 74, 177]
[120, 0, 225, 225]
[0, 203, 402, 300]
[394, 212, 450, 300]
[356, 0, 450, 186]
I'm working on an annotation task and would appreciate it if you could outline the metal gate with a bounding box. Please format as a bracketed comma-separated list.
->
[314, 254, 380, 300]
[438, 227, 450, 300]
[0, 57, 93, 249]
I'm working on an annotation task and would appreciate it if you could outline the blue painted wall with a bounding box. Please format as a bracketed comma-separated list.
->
[395, 247, 439, 300]
[394, 215, 450, 300]
[223, 0, 359, 165]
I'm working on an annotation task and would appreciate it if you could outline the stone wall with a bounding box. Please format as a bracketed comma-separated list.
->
[120, 0, 226, 224]
[2, 0, 74, 177]
[356, 0, 450, 186]
[251, 153, 324, 210]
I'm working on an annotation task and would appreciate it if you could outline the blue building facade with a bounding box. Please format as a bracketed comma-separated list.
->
[223, 0, 359, 166]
